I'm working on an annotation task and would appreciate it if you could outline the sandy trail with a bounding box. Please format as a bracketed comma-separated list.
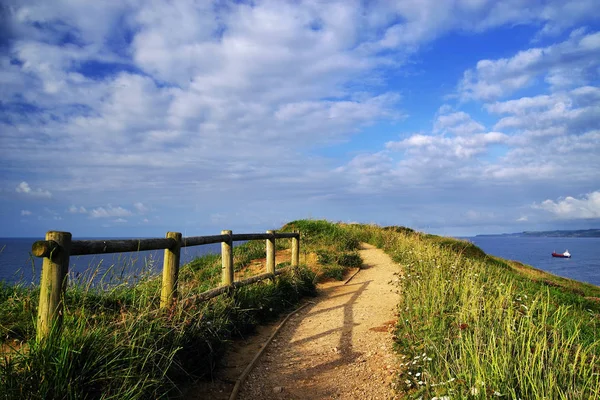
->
[185, 243, 402, 400]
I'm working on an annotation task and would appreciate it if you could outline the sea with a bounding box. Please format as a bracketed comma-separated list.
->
[466, 236, 600, 286]
[0, 237, 222, 287]
[1, 236, 599, 287]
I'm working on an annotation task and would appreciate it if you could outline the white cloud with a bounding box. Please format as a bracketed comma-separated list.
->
[68, 205, 87, 214]
[486, 86, 600, 140]
[15, 181, 52, 198]
[434, 111, 485, 135]
[459, 30, 600, 100]
[535, 191, 600, 219]
[89, 205, 133, 219]
[133, 202, 149, 214]
[386, 131, 508, 160]
[1, 1, 599, 237]
[366, 0, 600, 50]
[21, 210, 32, 216]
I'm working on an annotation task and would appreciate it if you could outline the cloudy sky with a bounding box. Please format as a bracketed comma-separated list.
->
[1, 0, 599, 238]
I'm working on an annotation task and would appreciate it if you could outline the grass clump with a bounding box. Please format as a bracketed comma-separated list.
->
[281, 220, 363, 281]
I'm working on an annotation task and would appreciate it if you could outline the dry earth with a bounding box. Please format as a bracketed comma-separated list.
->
[184, 243, 403, 400]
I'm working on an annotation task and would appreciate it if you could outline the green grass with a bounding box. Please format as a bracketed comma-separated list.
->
[7, 220, 594, 399]
[338, 222, 600, 399]
[280, 220, 363, 282]
[0, 237, 317, 400]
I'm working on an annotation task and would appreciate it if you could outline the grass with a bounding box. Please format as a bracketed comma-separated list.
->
[0, 221, 362, 399]
[339, 222, 600, 399]
[0, 235, 318, 400]
[7, 219, 593, 399]
[280, 219, 363, 282]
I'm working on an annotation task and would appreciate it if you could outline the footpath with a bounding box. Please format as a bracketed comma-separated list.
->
[186, 243, 402, 400]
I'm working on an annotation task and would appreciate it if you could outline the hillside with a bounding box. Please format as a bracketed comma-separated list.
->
[2, 220, 599, 399]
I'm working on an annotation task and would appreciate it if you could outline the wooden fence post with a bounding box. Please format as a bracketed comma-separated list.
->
[291, 231, 300, 267]
[266, 230, 275, 274]
[37, 231, 71, 341]
[221, 230, 234, 286]
[160, 232, 182, 309]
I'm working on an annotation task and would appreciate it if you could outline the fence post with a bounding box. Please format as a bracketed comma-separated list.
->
[161, 232, 182, 309]
[291, 231, 300, 267]
[266, 230, 275, 274]
[221, 230, 234, 286]
[37, 231, 71, 342]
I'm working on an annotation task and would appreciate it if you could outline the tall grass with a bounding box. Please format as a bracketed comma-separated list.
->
[341, 223, 600, 399]
[0, 237, 317, 399]
[7, 220, 594, 398]
[281, 220, 363, 281]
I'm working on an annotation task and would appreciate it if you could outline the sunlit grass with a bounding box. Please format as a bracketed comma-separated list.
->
[342, 222, 600, 399]
[6, 220, 593, 399]
[0, 237, 318, 399]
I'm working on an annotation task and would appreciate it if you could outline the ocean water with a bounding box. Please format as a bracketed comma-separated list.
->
[467, 236, 600, 286]
[0, 238, 222, 286]
[2, 236, 599, 287]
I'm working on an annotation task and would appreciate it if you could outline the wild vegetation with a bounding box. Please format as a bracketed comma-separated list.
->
[2, 220, 598, 399]
[0, 224, 363, 400]
[342, 222, 600, 399]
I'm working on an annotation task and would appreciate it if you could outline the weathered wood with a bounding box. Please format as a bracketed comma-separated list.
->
[160, 232, 182, 309]
[266, 230, 275, 274]
[69, 238, 175, 256]
[32, 240, 60, 258]
[231, 232, 297, 241]
[273, 232, 299, 239]
[186, 268, 288, 304]
[231, 233, 272, 241]
[221, 230, 234, 286]
[37, 231, 71, 341]
[291, 231, 300, 267]
[32, 233, 299, 257]
[181, 234, 229, 247]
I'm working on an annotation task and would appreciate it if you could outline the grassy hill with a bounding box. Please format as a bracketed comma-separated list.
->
[1, 220, 598, 399]
[334, 221, 600, 399]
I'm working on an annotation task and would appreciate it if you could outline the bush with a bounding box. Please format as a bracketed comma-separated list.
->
[337, 252, 362, 268]
[321, 264, 344, 281]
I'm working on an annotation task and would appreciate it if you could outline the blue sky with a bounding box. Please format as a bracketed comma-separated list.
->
[1, 0, 599, 238]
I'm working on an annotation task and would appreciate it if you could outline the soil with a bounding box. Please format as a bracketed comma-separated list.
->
[183, 243, 403, 400]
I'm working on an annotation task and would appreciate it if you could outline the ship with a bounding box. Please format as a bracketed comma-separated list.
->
[552, 249, 571, 258]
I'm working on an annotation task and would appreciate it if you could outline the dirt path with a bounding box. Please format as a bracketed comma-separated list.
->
[185, 243, 402, 399]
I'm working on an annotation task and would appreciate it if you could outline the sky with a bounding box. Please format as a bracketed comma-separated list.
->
[1, 0, 599, 238]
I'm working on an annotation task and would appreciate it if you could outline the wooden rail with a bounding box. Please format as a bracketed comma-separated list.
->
[32, 229, 300, 341]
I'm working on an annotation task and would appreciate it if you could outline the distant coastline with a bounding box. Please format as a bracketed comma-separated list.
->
[476, 228, 600, 238]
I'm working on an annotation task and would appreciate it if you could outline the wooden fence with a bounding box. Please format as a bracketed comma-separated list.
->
[31, 230, 300, 341]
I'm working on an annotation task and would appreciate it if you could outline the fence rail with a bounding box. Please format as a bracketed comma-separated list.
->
[31, 229, 300, 341]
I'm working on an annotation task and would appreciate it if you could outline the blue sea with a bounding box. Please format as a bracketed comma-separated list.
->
[466, 236, 600, 286]
[0, 238, 222, 286]
[1, 236, 599, 287]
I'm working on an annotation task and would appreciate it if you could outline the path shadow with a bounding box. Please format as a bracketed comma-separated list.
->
[251, 278, 372, 398]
